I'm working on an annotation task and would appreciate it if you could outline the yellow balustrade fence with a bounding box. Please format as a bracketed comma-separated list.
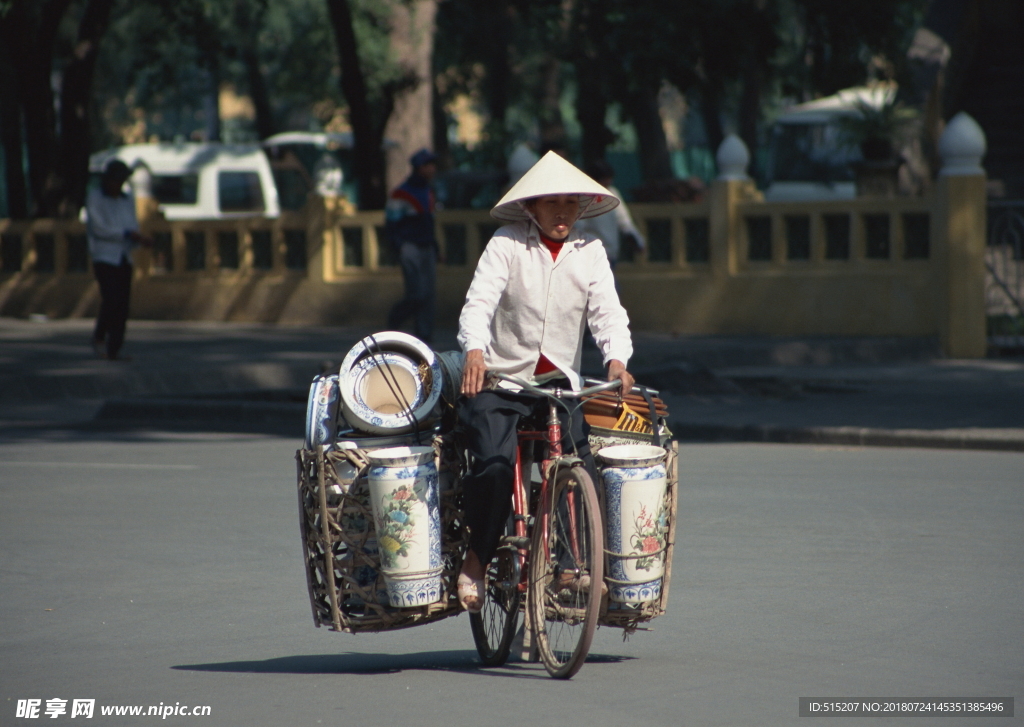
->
[0, 173, 986, 357]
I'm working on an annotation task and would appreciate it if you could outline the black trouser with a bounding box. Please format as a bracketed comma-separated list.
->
[387, 242, 436, 342]
[458, 385, 597, 567]
[92, 260, 133, 359]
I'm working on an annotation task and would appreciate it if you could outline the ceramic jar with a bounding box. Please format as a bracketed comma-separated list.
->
[304, 373, 340, 450]
[598, 444, 669, 603]
[365, 446, 442, 607]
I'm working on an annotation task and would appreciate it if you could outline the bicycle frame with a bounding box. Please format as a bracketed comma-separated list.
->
[499, 376, 619, 596]
[509, 401, 560, 596]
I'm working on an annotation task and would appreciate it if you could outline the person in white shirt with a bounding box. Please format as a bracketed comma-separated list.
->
[575, 159, 646, 268]
[455, 151, 635, 612]
[86, 160, 151, 360]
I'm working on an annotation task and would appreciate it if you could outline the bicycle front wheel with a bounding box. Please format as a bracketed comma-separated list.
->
[527, 464, 604, 679]
[470, 521, 521, 666]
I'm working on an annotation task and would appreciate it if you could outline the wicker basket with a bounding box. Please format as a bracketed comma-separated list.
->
[296, 431, 678, 636]
[295, 433, 468, 633]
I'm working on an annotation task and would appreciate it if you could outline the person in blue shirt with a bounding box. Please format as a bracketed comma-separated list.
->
[385, 149, 438, 342]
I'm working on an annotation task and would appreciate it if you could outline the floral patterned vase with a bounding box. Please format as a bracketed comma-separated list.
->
[366, 446, 442, 607]
[598, 444, 668, 603]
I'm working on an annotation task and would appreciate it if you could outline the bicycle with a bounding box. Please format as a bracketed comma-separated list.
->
[465, 373, 622, 679]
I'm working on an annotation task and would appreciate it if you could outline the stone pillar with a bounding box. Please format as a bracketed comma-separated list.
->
[710, 134, 757, 277]
[935, 112, 987, 358]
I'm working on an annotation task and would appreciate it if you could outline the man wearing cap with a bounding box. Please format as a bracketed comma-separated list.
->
[86, 159, 151, 361]
[455, 151, 635, 612]
[386, 148, 438, 342]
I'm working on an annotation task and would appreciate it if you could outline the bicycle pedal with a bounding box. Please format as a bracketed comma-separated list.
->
[499, 535, 530, 549]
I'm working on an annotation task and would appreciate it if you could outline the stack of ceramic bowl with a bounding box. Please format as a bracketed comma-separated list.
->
[338, 332, 443, 437]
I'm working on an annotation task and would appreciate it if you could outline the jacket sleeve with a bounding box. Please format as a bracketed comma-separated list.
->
[585, 246, 633, 366]
[457, 233, 513, 354]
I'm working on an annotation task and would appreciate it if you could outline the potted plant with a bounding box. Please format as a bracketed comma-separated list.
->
[838, 97, 920, 196]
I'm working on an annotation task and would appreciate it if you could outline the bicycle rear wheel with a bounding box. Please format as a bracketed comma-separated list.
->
[527, 464, 604, 679]
[470, 520, 522, 666]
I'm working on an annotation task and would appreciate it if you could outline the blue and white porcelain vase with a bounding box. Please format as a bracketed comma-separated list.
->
[304, 373, 340, 450]
[598, 444, 669, 603]
[365, 446, 443, 607]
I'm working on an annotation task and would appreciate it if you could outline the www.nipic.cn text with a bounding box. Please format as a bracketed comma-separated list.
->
[16, 699, 212, 719]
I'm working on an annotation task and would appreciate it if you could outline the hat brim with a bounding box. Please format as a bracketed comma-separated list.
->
[491, 151, 620, 221]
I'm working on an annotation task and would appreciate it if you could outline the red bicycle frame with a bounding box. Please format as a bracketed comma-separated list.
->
[509, 399, 582, 594]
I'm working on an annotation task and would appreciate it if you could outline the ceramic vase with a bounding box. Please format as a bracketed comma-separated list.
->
[304, 373, 340, 449]
[598, 444, 669, 603]
[365, 446, 442, 607]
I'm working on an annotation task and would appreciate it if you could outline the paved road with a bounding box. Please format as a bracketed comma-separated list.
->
[2, 431, 1020, 726]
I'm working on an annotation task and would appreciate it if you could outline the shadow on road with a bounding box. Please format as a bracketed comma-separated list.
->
[171, 651, 634, 677]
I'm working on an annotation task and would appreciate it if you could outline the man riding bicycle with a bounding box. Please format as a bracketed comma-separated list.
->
[456, 151, 636, 613]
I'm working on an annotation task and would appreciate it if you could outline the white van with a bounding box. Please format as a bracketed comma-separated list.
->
[89, 143, 280, 220]
[764, 85, 894, 202]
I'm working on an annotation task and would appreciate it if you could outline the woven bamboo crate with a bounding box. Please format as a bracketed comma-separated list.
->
[295, 433, 468, 633]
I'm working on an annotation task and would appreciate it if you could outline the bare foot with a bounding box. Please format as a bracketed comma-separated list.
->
[458, 549, 486, 612]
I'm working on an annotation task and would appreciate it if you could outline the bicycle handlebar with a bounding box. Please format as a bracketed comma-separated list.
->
[490, 372, 622, 399]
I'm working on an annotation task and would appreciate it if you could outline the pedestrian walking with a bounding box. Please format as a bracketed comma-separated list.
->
[86, 160, 151, 361]
[576, 159, 645, 268]
[386, 148, 438, 342]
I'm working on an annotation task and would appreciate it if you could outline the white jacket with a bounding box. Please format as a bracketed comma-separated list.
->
[458, 220, 632, 390]
[85, 188, 139, 266]
[574, 185, 645, 263]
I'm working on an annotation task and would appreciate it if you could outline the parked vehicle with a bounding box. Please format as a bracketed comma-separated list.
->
[764, 85, 894, 201]
[262, 132, 358, 209]
[89, 143, 280, 220]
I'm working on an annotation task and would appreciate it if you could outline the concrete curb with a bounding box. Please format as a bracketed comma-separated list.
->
[87, 398, 1024, 453]
[671, 422, 1024, 453]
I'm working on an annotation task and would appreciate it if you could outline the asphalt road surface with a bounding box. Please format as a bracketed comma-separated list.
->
[1, 432, 1020, 726]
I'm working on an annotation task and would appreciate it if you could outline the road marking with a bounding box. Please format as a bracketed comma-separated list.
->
[0, 461, 199, 470]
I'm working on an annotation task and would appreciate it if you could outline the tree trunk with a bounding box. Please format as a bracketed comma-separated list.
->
[244, 47, 275, 140]
[538, 55, 564, 149]
[234, 0, 275, 140]
[700, 82, 725, 156]
[575, 64, 614, 167]
[383, 0, 437, 193]
[627, 84, 673, 182]
[484, 2, 514, 130]
[570, 0, 614, 166]
[738, 59, 762, 178]
[201, 64, 222, 143]
[326, 0, 387, 209]
[44, 0, 116, 217]
[0, 16, 29, 218]
[7, 0, 74, 216]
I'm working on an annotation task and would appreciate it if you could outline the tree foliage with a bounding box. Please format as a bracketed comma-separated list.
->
[434, 0, 926, 186]
[1, 0, 931, 217]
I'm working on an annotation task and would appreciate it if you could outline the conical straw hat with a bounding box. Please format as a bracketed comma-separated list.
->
[491, 151, 620, 222]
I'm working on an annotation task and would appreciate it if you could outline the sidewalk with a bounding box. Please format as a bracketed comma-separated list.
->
[2, 317, 1023, 450]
